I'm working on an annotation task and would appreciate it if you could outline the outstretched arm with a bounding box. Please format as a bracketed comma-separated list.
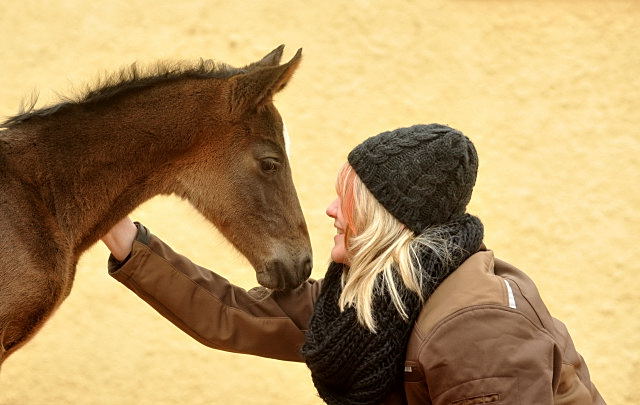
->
[101, 221, 322, 362]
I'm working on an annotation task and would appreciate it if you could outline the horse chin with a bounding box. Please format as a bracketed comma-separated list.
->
[255, 271, 286, 291]
[255, 256, 312, 291]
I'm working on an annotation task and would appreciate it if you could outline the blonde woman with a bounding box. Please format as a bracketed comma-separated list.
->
[102, 124, 604, 404]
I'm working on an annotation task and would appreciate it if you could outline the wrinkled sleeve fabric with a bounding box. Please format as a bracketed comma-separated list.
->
[108, 222, 322, 362]
[421, 306, 560, 405]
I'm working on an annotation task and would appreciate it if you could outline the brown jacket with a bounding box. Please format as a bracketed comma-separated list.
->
[109, 223, 605, 404]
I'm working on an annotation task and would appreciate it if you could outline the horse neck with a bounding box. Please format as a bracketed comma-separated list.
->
[5, 80, 224, 255]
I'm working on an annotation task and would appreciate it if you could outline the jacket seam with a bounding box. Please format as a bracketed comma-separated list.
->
[506, 275, 570, 357]
[417, 306, 555, 400]
[125, 276, 303, 361]
[125, 277, 226, 351]
[136, 242, 293, 321]
[502, 276, 546, 327]
[411, 252, 498, 342]
[486, 254, 510, 309]
[557, 361, 595, 401]
[561, 360, 582, 369]
[417, 304, 557, 357]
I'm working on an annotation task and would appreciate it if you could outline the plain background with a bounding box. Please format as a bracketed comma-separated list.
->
[0, 1, 638, 404]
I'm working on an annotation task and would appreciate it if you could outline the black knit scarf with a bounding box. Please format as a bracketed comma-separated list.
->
[301, 214, 484, 405]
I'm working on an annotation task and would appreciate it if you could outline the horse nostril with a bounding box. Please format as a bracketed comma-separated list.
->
[260, 256, 313, 291]
[256, 260, 286, 290]
[301, 257, 312, 280]
[267, 259, 284, 273]
[269, 260, 287, 286]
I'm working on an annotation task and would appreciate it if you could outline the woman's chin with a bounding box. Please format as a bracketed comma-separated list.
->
[331, 249, 348, 264]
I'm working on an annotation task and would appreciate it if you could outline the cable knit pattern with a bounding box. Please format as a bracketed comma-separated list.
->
[347, 124, 478, 234]
[302, 214, 484, 405]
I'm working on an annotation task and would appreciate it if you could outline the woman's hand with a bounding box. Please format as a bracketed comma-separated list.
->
[101, 216, 138, 262]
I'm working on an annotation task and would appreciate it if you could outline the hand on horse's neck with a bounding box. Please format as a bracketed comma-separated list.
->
[15, 83, 207, 254]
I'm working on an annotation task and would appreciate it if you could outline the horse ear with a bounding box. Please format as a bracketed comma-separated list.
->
[247, 44, 285, 68]
[229, 48, 302, 114]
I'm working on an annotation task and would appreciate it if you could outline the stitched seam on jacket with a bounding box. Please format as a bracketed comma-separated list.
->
[505, 276, 571, 358]
[137, 242, 293, 320]
[125, 277, 225, 351]
[415, 305, 557, 398]
[560, 362, 595, 397]
[126, 276, 304, 361]
[416, 304, 557, 360]
[413, 252, 497, 341]
[503, 277, 546, 328]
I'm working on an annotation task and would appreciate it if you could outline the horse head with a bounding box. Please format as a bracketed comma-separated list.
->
[174, 47, 312, 290]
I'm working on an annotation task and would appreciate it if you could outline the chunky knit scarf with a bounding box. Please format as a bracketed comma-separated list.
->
[301, 214, 484, 405]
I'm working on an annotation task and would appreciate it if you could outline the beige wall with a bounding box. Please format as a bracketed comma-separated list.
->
[1, 1, 638, 404]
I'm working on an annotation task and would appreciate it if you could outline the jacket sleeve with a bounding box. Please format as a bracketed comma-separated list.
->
[107, 222, 322, 362]
[420, 306, 560, 404]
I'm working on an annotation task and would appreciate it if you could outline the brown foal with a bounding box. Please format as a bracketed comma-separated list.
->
[0, 45, 312, 367]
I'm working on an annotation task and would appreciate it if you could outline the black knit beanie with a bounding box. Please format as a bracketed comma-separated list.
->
[347, 123, 478, 234]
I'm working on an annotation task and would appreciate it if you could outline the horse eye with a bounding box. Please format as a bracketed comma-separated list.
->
[260, 158, 280, 174]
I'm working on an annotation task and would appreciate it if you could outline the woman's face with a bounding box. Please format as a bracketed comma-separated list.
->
[326, 198, 348, 264]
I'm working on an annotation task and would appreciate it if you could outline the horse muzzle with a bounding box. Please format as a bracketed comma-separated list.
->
[256, 255, 312, 291]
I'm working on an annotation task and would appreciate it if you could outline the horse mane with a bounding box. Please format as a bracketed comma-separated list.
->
[1, 59, 247, 128]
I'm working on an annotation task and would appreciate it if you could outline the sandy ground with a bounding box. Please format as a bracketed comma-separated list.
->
[1, 1, 639, 404]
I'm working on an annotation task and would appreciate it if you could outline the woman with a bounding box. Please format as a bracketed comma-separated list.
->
[102, 124, 604, 404]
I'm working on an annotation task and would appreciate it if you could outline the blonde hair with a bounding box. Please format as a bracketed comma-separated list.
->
[337, 163, 455, 332]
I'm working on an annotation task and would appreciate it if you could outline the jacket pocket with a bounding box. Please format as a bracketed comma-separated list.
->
[451, 393, 500, 405]
[433, 376, 518, 405]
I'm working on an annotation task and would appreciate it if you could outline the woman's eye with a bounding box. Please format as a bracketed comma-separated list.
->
[260, 158, 280, 174]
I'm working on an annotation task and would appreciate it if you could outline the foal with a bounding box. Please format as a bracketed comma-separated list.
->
[0, 46, 311, 366]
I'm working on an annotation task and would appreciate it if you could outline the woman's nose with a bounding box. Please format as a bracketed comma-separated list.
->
[326, 199, 338, 218]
